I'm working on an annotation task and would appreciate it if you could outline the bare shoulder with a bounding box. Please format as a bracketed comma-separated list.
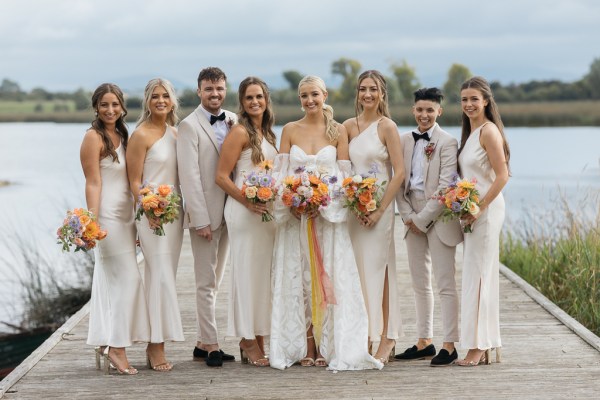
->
[480, 122, 502, 144]
[378, 117, 398, 132]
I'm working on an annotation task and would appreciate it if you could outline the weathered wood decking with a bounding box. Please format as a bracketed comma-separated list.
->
[2, 217, 600, 399]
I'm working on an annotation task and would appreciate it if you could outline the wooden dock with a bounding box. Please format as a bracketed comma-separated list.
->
[2, 217, 600, 399]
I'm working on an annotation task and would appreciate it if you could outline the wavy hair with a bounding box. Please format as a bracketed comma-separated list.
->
[137, 78, 179, 127]
[354, 70, 391, 119]
[237, 76, 277, 164]
[458, 76, 511, 171]
[90, 83, 128, 162]
[298, 75, 339, 142]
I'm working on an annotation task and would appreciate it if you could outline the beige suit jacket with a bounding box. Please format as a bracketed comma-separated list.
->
[396, 124, 463, 247]
[177, 106, 237, 231]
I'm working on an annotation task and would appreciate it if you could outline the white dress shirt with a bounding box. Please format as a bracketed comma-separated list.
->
[200, 104, 229, 150]
[409, 123, 437, 192]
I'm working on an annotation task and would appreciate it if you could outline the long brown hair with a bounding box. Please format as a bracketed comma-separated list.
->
[90, 83, 128, 162]
[298, 75, 339, 142]
[458, 76, 511, 171]
[354, 70, 391, 120]
[237, 76, 277, 164]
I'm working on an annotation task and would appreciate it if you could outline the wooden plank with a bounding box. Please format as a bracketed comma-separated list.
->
[2, 217, 600, 399]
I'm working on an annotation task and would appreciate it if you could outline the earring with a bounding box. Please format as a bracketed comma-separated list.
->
[301, 107, 305, 112]
[95, 110, 98, 116]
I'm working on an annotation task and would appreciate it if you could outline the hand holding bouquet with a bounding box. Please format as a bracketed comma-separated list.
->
[135, 182, 181, 236]
[241, 159, 276, 222]
[57, 208, 107, 252]
[341, 164, 386, 218]
[280, 166, 331, 218]
[433, 175, 480, 233]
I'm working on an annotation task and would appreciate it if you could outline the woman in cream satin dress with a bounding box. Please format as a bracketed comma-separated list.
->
[270, 75, 382, 371]
[126, 78, 184, 371]
[82, 83, 149, 375]
[216, 77, 277, 367]
[456, 76, 510, 366]
[343, 70, 404, 365]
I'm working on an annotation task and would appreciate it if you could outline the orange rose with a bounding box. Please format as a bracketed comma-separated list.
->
[157, 185, 171, 197]
[308, 175, 321, 186]
[346, 188, 355, 198]
[142, 194, 160, 210]
[153, 208, 165, 217]
[83, 221, 99, 240]
[79, 214, 91, 227]
[456, 187, 469, 200]
[73, 208, 85, 216]
[257, 187, 273, 201]
[358, 202, 368, 214]
[358, 190, 372, 205]
[342, 177, 353, 187]
[282, 192, 294, 207]
[318, 183, 328, 195]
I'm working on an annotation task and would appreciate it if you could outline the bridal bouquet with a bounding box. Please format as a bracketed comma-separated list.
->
[280, 166, 331, 215]
[135, 182, 181, 236]
[241, 159, 276, 222]
[56, 208, 107, 252]
[433, 175, 480, 233]
[341, 163, 386, 217]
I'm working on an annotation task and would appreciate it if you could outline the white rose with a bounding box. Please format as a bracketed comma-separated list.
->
[352, 174, 363, 183]
[468, 202, 480, 215]
[245, 186, 257, 199]
[366, 199, 377, 212]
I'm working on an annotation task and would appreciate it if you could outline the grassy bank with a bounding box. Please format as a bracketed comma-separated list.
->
[500, 192, 600, 336]
[1, 101, 600, 126]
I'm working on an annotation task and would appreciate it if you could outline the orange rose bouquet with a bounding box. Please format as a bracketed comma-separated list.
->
[56, 208, 107, 252]
[280, 166, 332, 216]
[433, 174, 480, 232]
[135, 182, 181, 235]
[241, 160, 276, 222]
[341, 163, 386, 217]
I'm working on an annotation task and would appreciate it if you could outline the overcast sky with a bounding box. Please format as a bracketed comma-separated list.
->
[1, 0, 599, 92]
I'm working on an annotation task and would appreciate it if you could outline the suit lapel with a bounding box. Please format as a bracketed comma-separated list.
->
[195, 106, 220, 154]
[404, 135, 414, 195]
[423, 126, 439, 184]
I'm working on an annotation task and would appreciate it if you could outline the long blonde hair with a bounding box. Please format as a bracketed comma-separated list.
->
[137, 78, 179, 127]
[298, 75, 339, 142]
[237, 76, 277, 164]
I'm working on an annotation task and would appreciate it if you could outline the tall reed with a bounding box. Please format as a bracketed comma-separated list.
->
[501, 189, 600, 336]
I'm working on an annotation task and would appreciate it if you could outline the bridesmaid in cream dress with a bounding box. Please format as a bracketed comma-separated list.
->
[127, 78, 184, 371]
[343, 70, 405, 364]
[456, 76, 510, 366]
[216, 77, 277, 367]
[82, 83, 149, 375]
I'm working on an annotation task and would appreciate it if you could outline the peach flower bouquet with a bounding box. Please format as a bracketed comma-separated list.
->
[433, 174, 480, 233]
[135, 182, 181, 235]
[341, 163, 386, 217]
[241, 160, 276, 222]
[56, 208, 107, 252]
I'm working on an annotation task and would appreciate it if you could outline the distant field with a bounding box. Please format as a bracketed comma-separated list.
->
[1, 100, 600, 126]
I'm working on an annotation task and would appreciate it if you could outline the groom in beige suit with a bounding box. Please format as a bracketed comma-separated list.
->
[395, 87, 463, 366]
[177, 67, 237, 367]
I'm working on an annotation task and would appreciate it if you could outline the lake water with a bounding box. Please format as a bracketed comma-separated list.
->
[0, 122, 599, 330]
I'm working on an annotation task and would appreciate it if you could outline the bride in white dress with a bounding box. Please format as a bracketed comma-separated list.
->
[270, 76, 382, 371]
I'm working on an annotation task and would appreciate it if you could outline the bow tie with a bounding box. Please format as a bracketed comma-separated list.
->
[412, 131, 430, 142]
[210, 112, 226, 125]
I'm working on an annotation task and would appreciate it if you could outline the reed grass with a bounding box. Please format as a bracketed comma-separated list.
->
[501, 189, 600, 336]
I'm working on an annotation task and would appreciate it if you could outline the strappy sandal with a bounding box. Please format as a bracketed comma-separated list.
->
[314, 357, 327, 367]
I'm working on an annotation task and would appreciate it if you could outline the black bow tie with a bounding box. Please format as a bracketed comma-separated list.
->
[210, 112, 226, 125]
[412, 131, 430, 142]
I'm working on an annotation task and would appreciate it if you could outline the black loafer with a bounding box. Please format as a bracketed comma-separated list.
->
[205, 350, 223, 367]
[430, 348, 458, 367]
[193, 347, 235, 362]
[394, 344, 436, 360]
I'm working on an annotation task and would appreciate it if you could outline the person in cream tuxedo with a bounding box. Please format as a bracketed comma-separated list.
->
[395, 87, 463, 367]
[177, 67, 237, 367]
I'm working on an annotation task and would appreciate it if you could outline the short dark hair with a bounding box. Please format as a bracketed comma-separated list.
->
[197, 67, 227, 87]
[413, 87, 444, 104]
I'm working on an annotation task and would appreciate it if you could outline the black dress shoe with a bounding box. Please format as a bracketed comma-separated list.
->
[430, 348, 458, 367]
[394, 344, 436, 360]
[205, 350, 223, 367]
[193, 347, 235, 361]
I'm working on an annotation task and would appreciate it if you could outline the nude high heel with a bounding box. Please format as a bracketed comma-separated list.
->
[103, 347, 138, 375]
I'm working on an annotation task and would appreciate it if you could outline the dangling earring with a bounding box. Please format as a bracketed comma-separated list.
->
[301, 107, 305, 112]
[95, 110, 98, 117]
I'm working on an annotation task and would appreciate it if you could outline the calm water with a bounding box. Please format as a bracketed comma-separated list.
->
[0, 122, 599, 328]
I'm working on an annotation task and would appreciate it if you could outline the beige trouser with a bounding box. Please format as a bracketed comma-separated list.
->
[189, 224, 229, 344]
[405, 191, 459, 342]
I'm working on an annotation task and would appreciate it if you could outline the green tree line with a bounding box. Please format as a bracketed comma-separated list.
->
[1, 56, 599, 111]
